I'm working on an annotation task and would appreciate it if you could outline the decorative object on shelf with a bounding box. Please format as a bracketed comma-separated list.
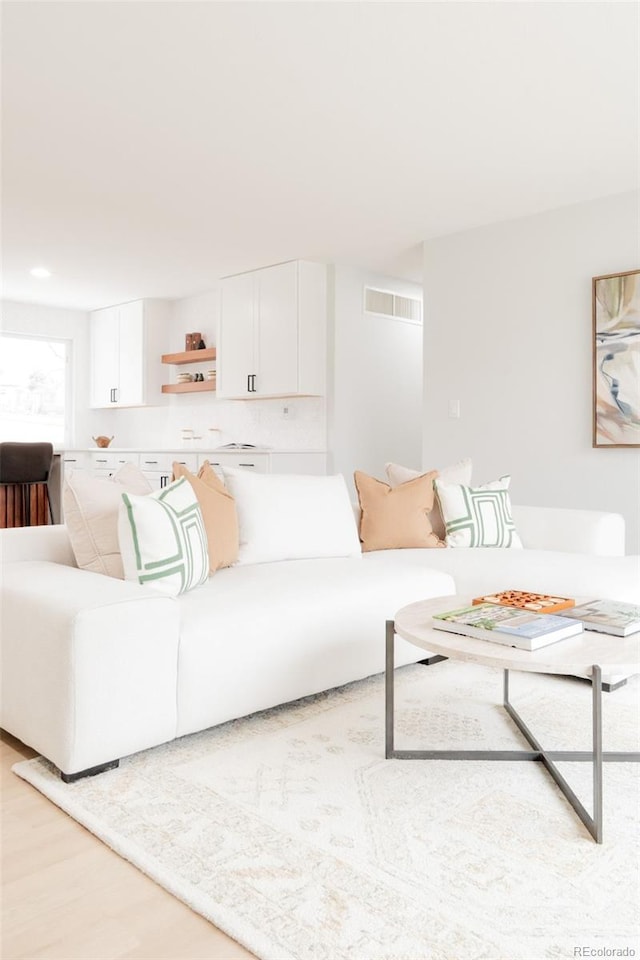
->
[161, 347, 218, 394]
[92, 435, 114, 448]
[191, 332, 202, 351]
[185, 334, 193, 351]
[197, 338, 206, 349]
[593, 268, 640, 448]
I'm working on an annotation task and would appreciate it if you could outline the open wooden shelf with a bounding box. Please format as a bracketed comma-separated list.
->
[161, 348, 216, 365]
[161, 381, 216, 394]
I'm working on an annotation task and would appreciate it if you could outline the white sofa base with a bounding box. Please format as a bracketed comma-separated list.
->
[1, 505, 637, 778]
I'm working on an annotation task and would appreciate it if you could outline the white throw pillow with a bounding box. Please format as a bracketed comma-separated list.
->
[434, 474, 523, 549]
[63, 462, 153, 578]
[221, 469, 362, 565]
[118, 477, 209, 596]
[385, 458, 472, 541]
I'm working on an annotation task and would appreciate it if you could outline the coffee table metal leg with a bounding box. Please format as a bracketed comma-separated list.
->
[503, 666, 607, 843]
[592, 665, 603, 842]
[386, 620, 638, 843]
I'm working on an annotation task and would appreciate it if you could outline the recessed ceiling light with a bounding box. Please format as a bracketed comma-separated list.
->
[30, 267, 52, 279]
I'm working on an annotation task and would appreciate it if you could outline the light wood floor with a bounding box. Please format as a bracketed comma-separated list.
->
[1, 732, 255, 960]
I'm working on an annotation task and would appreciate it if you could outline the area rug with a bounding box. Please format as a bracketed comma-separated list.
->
[13, 662, 640, 960]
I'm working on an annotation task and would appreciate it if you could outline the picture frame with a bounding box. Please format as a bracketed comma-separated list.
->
[592, 268, 640, 448]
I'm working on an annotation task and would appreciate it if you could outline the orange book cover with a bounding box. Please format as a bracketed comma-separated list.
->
[471, 589, 575, 615]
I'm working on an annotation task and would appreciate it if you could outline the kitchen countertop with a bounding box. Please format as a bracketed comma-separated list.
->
[59, 447, 327, 454]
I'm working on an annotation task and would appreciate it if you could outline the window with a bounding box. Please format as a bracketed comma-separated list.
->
[0, 334, 71, 445]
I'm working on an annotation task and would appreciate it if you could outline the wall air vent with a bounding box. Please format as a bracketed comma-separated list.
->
[364, 287, 422, 324]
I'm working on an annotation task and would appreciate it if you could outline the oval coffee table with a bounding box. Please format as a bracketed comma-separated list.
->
[386, 595, 640, 843]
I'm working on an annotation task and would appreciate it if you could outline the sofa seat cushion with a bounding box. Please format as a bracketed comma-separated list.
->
[174, 551, 456, 737]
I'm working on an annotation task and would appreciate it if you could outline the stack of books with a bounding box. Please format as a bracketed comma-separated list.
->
[433, 590, 640, 651]
[433, 602, 583, 651]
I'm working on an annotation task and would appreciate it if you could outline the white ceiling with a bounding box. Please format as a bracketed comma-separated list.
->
[2, 1, 638, 311]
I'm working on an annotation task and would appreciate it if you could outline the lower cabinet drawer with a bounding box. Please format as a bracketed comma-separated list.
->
[197, 452, 270, 473]
[139, 452, 198, 475]
[91, 452, 140, 473]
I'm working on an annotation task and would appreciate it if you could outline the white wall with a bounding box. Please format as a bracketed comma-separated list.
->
[0, 299, 112, 446]
[422, 191, 640, 553]
[329, 264, 423, 496]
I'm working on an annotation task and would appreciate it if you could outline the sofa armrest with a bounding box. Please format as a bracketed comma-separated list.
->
[512, 505, 625, 557]
[0, 524, 76, 566]
[1, 561, 180, 776]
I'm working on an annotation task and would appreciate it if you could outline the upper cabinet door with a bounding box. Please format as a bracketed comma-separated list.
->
[89, 299, 168, 408]
[217, 272, 256, 398]
[117, 300, 145, 406]
[90, 306, 120, 407]
[255, 261, 298, 396]
[217, 260, 326, 399]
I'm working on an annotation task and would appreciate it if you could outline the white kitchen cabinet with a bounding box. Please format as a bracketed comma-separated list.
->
[90, 299, 169, 408]
[60, 450, 91, 476]
[139, 452, 198, 490]
[90, 451, 141, 480]
[217, 260, 326, 399]
[197, 451, 270, 475]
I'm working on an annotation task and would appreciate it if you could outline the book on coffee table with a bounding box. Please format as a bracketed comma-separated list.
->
[556, 599, 640, 637]
[471, 589, 575, 615]
[432, 602, 584, 651]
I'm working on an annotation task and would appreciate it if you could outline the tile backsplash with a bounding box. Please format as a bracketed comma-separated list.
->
[92, 393, 326, 450]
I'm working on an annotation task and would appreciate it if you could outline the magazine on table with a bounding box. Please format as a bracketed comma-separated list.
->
[432, 602, 584, 652]
[557, 600, 640, 637]
[471, 589, 575, 615]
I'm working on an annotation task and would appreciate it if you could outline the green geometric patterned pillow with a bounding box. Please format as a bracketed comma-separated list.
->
[434, 475, 523, 549]
[118, 477, 209, 595]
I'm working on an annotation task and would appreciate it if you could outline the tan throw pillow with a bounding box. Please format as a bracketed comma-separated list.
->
[354, 470, 444, 552]
[172, 461, 239, 572]
[63, 462, 153, 579]
[385, 458, 472, 541]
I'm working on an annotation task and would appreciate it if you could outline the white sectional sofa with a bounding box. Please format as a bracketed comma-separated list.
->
[1, 503, 638, 780]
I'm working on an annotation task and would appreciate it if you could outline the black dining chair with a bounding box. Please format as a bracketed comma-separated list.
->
[0, 441, 55, 526]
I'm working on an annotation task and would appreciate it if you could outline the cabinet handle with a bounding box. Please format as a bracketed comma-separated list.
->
[95, 458, 108, 463]
[238, 463, 255, 468]
[246, 374, 251, 393]
[64, 458, 77, 463]
[144, 460, 159, 465]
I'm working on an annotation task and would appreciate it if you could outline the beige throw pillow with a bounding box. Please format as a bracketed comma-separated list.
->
[354, 470, 444, 552]
[63, 462, 153, 578]
[385, 458, 472, 541]
[172, 461, 239, 572]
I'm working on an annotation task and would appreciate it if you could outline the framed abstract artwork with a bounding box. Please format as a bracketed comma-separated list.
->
[592, 269, 640, 448]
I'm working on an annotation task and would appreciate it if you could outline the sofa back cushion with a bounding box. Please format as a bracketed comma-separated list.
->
[63, 463, 152, 579]
[222, 469, 361, 565]
[355, 470, 444, 552]
[172, 461, 239, 572]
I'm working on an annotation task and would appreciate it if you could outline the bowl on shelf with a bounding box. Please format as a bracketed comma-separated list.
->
[92, 435, 114, 448]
